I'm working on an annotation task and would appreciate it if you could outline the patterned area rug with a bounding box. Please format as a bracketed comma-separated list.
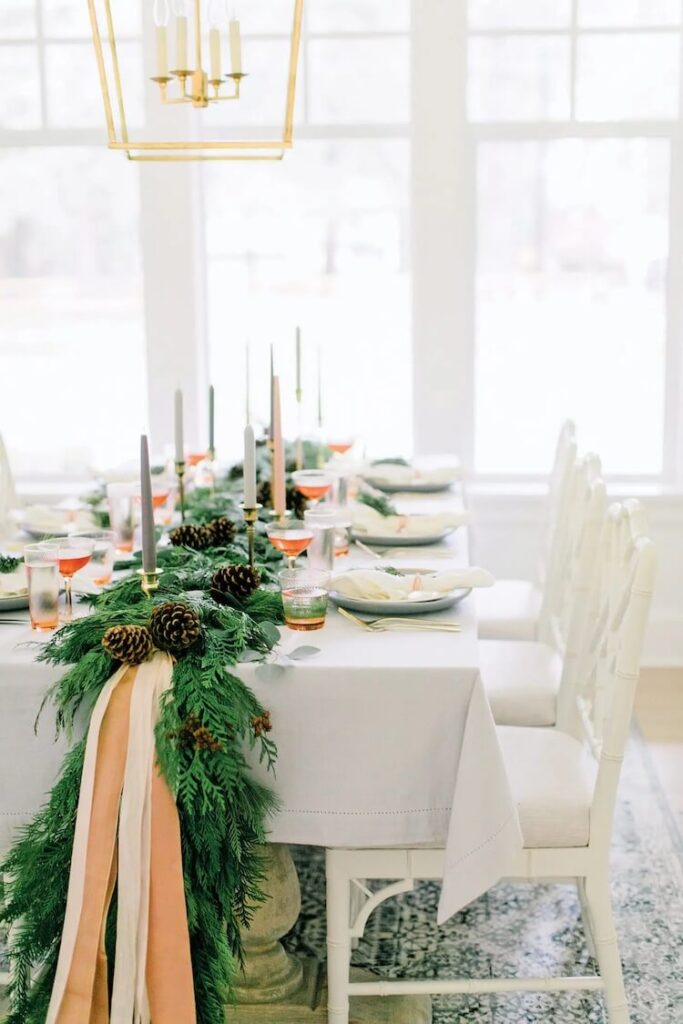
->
[285, 730, 683, 1023]
[2, 731, 682, 1022]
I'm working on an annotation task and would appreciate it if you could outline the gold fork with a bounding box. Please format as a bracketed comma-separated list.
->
[337, 607, 461, 633]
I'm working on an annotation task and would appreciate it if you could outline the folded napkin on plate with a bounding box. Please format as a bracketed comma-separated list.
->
[0, 566, 27, 596]
[366, 463, 461, 486]
[333, 567, 494, 602]
[22, 505, 94, 534]
[352, 504, 470, 537]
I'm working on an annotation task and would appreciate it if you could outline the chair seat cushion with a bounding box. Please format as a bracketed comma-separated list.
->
[476, 579, 542, 641]
[481, 639, 561, 727]
[498, 726, 596, 849]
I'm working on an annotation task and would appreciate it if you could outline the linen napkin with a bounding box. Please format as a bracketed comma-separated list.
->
[0, 565, 27, 596]
[352, 504, 470, 538]
[332, 567, 494, 602]
[366, 463, 462, 486]
[0, 434, 18, 535]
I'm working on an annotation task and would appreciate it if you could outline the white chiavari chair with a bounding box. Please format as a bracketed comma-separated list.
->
[476, 419, 577, 642]
[482, 456, 604, 726]
[325, 501, 655, 1024]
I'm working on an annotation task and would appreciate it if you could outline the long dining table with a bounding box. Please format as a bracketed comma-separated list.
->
[0, 483, 522, 1020]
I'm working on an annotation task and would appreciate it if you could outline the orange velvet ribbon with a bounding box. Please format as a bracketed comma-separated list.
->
[51, 665, 196, 1024]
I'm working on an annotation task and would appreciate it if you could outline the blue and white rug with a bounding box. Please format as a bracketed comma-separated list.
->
[286, 730, 683, 1023]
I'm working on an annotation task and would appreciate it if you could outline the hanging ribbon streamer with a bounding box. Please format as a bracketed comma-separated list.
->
[46, 654, 196, 1024]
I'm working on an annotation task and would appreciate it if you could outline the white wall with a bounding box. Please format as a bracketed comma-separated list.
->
[470, 489, 683, 667]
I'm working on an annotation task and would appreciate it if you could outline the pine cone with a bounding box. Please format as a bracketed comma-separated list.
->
[251, 711, 272, 738]
[102, 624, 153, 665]
[149, 602, 202, 653]
[207, 516, 236, 547]
[169, 523, 212, 551]
[257, 480, 308, 520]
[211, 564, 261, 602]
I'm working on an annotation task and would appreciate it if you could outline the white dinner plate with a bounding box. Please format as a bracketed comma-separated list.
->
[363, 477, 456, 495]
[329, 568, 471, 616]
[0, 592, 29, 611]
[351, 527, 455, 547]
[21, 525, 71, 540]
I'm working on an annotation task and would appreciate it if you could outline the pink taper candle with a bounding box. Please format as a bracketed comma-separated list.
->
[272, 376, 286, 518]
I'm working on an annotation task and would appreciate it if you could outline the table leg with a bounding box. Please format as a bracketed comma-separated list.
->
[226, 844, 432, 1024]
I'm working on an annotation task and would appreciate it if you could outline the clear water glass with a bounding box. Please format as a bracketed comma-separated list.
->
[107, 482, 138, 553]
[279, 568, 331, 631]
[73, 529, 116, 587]
[24, 543, 60, 632]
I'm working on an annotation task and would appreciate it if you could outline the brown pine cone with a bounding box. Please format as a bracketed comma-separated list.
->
[257, 480, 308, 519]
[169, 523, 213, 551]
[211, 564, 261, 602]
[207, 516, 236, 547]
[252, 711, 272, 738]
[149, 602, 202, 653]
[102, 624, 154, 665]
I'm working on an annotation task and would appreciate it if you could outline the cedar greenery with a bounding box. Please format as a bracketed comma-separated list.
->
[357, 489, 398, 518]
[0, 554, 22, 573]
[0, 555, 284, 1024]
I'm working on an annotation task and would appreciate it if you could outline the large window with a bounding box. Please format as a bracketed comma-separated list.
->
[468, 0, 680, 476]
[205, 4, 411, 462]
[0, 1, 146, 477]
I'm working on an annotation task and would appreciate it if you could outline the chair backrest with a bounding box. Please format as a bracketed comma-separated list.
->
[571, 501, 656, 850]
[537, 450, 601, 643]
[536, 420, 577, 588]
[0, 433, 18, 533]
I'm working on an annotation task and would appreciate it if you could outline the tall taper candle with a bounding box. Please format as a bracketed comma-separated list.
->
[209, 384, 215, 455]
[317, 348, 323, 428]
[272, 376, 286, 518]
[243, 424, 257, 507]
[269, 344, 275, 443]
[296, 326, 302, 395]
[140, 435, 156, 574]
[245, 342, 251, 425]
[174, 388, 184, 463]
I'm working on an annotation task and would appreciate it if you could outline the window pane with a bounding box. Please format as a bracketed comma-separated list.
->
[45, 41, 144, 129]
[468, 0, 571, 29]
[578, 0, 681, 27]
[308, 0, 410, 32]
[308, 39, 410, 123]
[204, 140, 411, 461]
[200, 39, 304, 130]
[43, 0, 142, 38]
[0, 47, 42, 129]
[0, 1, 36, 38]
[468, 37, 570, 121]
[576, 34, 680, 120]
[475, 139, 668, 475]
[235, 0, 300, 36]
[0, 149, 146, 475]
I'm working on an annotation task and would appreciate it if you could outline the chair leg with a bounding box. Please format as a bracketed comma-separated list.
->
[326, 852, 352, 1024]
[576, 877, 596, 959]
[584, 873, 630, 1024]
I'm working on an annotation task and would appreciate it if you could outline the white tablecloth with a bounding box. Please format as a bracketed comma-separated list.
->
[0, 487, 522, 922]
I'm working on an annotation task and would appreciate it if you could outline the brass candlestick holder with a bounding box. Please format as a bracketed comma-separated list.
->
[138, 567, 163, 599]
[176, 460, 187, 522]
[240, 503, 262, 568]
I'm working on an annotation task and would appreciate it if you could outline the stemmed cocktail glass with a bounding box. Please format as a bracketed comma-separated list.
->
[54, 535, 94, 620]
[266, 519, 315, 569]
[291, 470, 333, 508]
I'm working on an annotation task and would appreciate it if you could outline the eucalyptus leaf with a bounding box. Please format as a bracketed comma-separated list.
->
[259, 621, 281, 646]
[239, 649, 264, 663]
[288, 645, 321, 660]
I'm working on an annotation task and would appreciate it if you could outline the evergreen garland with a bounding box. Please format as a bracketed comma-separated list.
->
[0, 554, 285, 1024]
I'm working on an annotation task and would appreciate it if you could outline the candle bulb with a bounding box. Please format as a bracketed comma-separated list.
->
[173, 0, 188, 69]
[243, 424, 257, 507]
[174, 388, 184, 464]
[296, 326, 302, 395]
[208, 384, 215, 454]
[272, 376, 286, 519]
[154, 0, 170, 76]
[140, 435, 157, 574]
[210, 28, 221, 79]
[229, 18, 242, 75]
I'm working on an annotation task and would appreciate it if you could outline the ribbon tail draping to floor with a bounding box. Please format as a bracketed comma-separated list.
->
[45, 653, 197, 1024]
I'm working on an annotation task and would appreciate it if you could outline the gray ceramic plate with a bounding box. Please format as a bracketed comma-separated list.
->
[21, 525, 71, 540]
[0, 593, 29, 611]
[329, 587, 471, 617]
[351, 527, 455, 548]
[363, 477, 456, 494]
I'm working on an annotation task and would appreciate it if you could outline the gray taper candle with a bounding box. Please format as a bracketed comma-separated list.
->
[140, 434, 156, 573]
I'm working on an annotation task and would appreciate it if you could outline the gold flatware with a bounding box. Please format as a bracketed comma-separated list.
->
[337, 607, 461, 633]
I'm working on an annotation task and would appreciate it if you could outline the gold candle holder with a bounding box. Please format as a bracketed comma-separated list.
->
[176, 460, 187, 522]
[137, 567, 163, 598]
[240, 503, 262, 568]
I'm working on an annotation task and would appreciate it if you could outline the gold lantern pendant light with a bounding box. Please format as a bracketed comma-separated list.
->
[87, 0, 304, 161]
